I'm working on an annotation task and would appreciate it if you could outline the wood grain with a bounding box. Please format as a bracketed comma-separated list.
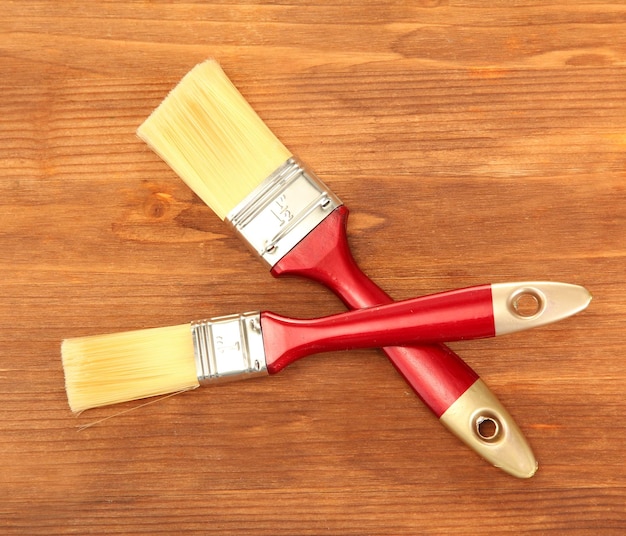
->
[1, 1, 625, 534]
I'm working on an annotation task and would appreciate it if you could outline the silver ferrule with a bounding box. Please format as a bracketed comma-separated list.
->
[226, 157, 342, 268]
[191, 312, 268, 384]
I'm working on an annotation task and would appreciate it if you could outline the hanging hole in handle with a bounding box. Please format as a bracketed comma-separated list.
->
[509, 288, 545, 319]
[473, 413, 503, 443]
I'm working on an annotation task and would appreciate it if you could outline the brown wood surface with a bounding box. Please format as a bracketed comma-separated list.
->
[1, 1, 625, 534]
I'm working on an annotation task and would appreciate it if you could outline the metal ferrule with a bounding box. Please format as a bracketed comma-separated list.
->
[226, 157, 342, 268]
[191, 312, 268, 384]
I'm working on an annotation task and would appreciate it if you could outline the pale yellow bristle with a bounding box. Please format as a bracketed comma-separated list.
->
[137, 59, 292, 220]
[61, 324, 199, 412]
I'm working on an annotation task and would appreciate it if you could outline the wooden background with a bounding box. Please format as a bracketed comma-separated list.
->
[1, 1, 624, 534]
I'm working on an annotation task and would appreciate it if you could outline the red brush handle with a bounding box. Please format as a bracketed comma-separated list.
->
[271, 206, 480, 417]
[261, 284, 495, 373]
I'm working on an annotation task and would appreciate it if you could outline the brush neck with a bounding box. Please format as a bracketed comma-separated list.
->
[225, 157, 342, 268]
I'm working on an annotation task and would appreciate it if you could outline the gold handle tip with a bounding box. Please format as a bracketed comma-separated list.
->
[440, 379, 538, 479]
[492, 281, 592, 336]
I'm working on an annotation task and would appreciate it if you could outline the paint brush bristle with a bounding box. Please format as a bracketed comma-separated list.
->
[137, 60, 292, 220]
[61, 324, 199, 412]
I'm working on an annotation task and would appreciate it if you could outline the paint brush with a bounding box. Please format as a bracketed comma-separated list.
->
[62, 281, 589, 419]
[136, 60, 578, 477]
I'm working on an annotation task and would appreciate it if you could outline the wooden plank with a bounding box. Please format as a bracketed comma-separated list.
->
[0, 2, 624, 534]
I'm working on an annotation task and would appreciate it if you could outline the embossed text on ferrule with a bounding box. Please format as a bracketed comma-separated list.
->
[270, 194, 293, 227]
